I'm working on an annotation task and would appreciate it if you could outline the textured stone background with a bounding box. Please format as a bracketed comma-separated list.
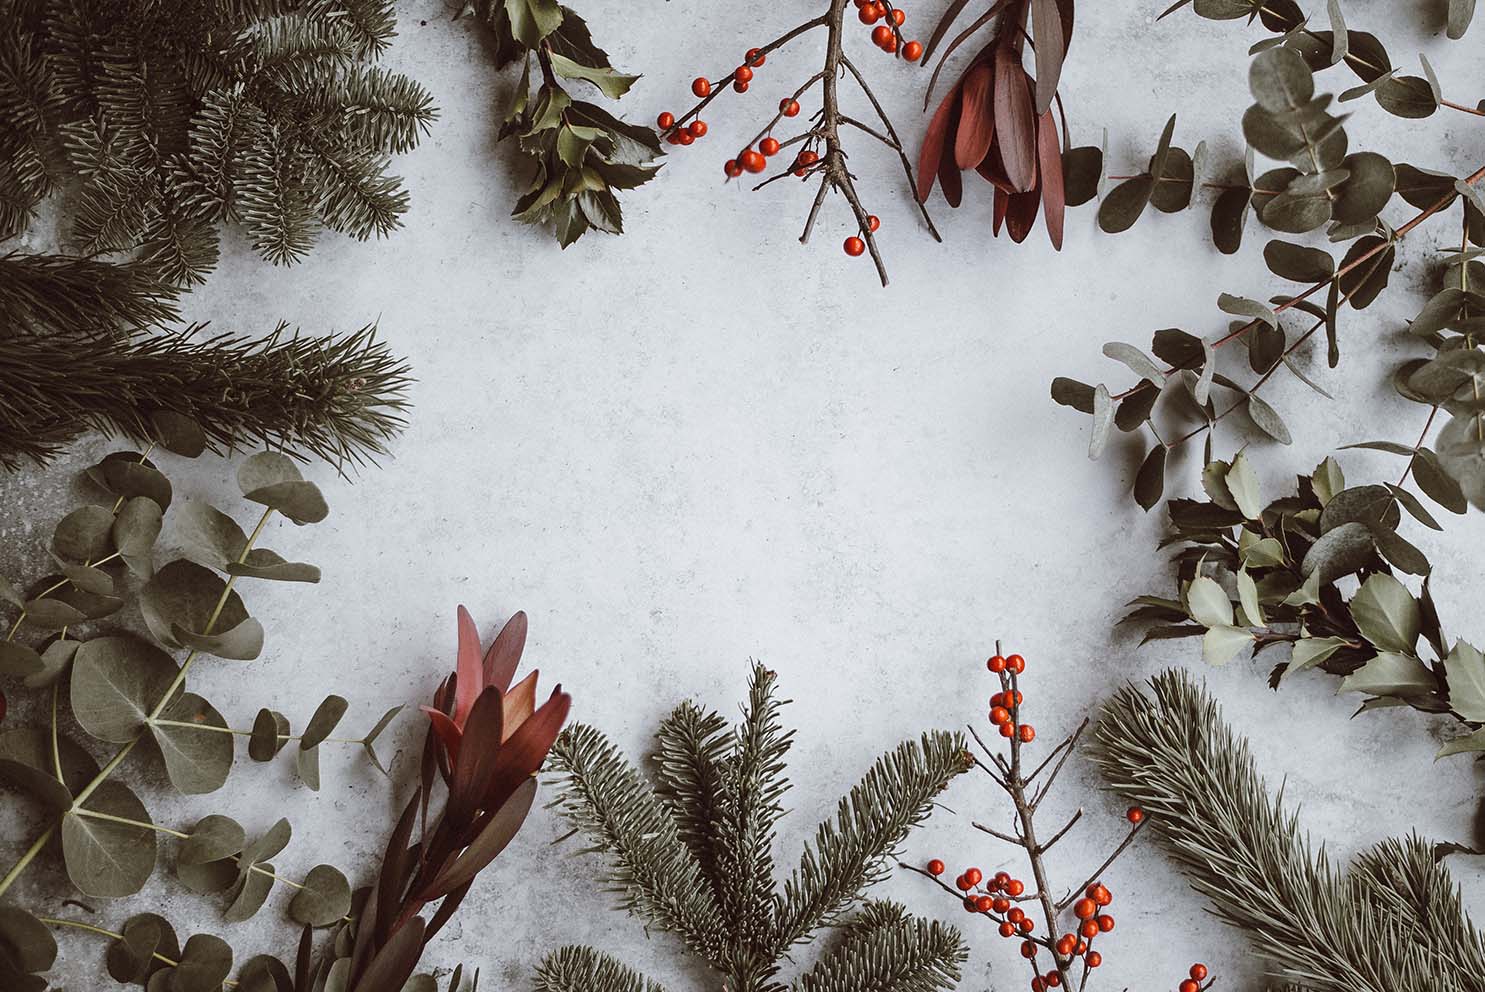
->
[9, 1, 1485, 989]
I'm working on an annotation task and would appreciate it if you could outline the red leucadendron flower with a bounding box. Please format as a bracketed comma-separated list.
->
[916, 1, 1071, 248]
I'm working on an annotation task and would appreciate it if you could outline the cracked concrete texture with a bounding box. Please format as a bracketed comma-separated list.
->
[8, 1, 1485, 989]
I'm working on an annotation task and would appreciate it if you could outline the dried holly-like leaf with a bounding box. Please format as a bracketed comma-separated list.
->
[63, 779, 157, 897]
[72, 635, 178, 744]
[290, 864, 352, 927]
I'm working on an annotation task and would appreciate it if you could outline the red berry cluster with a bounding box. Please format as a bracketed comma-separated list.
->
[1178, 963, 1211, 992]
[852, 0, 923, 61]
[986, 653, 1035, 743]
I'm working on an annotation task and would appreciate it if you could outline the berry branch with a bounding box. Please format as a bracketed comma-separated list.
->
[903, 644, 1215, 992]
[655, 0, 937, 286]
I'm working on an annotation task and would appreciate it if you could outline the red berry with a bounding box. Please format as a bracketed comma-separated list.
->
[1086, 951, 1102, 968]
[1075, 939, 1087, 955]
[1091, 884, 1112, 906]
[1044, 974, 1061, 989]
[676, 130, 694, 146]
[1020, 941, 1038, 959]
[1031, 979, 1046, 992]
[1179, 982, 1199, 992]
[999, 722, 1015, 738]
[871, 24, 893, 46]
[993, 871, 1011, 888]
[927, 858, 945, 876]
[1056, 934, 1076, 955]
[1127, 807, 1145, 824]
[781, 98, 801, 117]
[999, 921, 1016, 938]
[740, 149, 766, 173]
[1007, 653, 1026, 673]
[1007, 908, 1025, 924]
[988, 654, 1006, 672]
[891, 7, 906, 25]
[733, 79, 750, 93]
[883, 35, 898, 53]
[1080, 920, 1099, 939]
[990, 706, 1011, 725]
[666, 132, 682, 146]
[1190, 965, 1209, 981]
[688, 120, 708, 138]
[1073, 898, 1096, 920]
[1018, 918, 1034, 934]
[1006, 879, 1025, 897]
[964, 867, 983, 886]
[735, 65, 754, 84]
[1018, 725, 1036, 743]
[859, 4, 881, 23]
[962, 896, 978, 912]
[1098, 914, 1115, 933]
[724, 159, 742, 178]
[867, 214, 881, 232]
[992, 896, 1010, 913]
[691, 77, 711, 98]
[760, 136, 781, 156]
[657, 112, 675, 130]
[746, 47, 766, 66]
[903, 40, 923, 61]
[1011, 690, 1024, 705]
[975, 894, 993, 912]
[843, 236, 866, 257]
[955, 874, 972, 891]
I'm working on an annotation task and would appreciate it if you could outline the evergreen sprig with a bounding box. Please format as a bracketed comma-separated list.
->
[0, 0, 437, 284]
[539, 663, 969, 992]
[1093, 668, 1485, 992]
[0, 322, 411, 468]
[456, 0, 661, 247]
[0, 251, 181, 336]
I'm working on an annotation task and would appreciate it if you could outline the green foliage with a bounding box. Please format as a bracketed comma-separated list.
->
[0, 0, 437, 284]
[0, 319, 411, 468]
[457, 0, 661, 246]
[539, 663, 969, 992]
[1054, 2, 1485, 515]
[1122, 452, 1485, 761]
[0, 251, 181, 335]
[1094, 668, 1485, 992]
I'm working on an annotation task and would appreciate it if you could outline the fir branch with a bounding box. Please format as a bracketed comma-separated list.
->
[793, 900, 967, 992]
[535, 946, 673, 992]
[651, 699, 731, 889]
[0, 251, 181, 336]
[774, 730, 968, 950]
[0, 321, 410, 468]
[548, 722, 727, 963]
[1093, 669, 1485, 992]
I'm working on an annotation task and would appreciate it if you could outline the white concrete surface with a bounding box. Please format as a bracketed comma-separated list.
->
[7, 1, 1485, 989]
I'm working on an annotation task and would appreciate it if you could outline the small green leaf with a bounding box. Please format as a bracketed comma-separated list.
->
[1224, 450, 1263, 519]
[150, 692, 234, 794]
[149, 411, 207, 457]
[289, 864, 352, 926]
[1187, 576, 1234, 627]
[1351, 573, 1420, 653]
[1339, 651, 1433, 696]
[1203, 625, 1253, 665]
[71, 636, 178, 744]
[546, 52, 637, 99]
[179, 815, 246, 866]
[1237, 568, 1263, 626]
[63, 781, 157, 898]
[174, 933, 233, 991]
[1300, 521, 1374, 582]
[1444, 640, 1485, 721]
[1287, 636, 1349, 677]
[249, 708, 290, 761]
[52, 505, 114, 563]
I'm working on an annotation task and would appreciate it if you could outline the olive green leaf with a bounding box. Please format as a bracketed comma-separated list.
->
[149, 410, 207, 457]
[1331, 152, 1394, 224]
[176, 501, 249, 570]
[177, 855, 240, 895]
[1211, 187, 1250, 254]
[0, 642, 42, 680]
[249, 708, 290, 761]
[290, 864, 352, 926]
[1135, 445, 1168, 511]
[57, 559, 113, 596]
[0, 726, 98, 810]
[1444, 641, 1485, 721]
[1286, 636, 1349, 678]
[1351, 573, 1420, 654]
[237, 452, 329, 525]
[1300, 521, 1374, 582]
[20, 595, 88, 631]
[1102, 343, 1164, 385]
[52, 504, 114, 562]
[226, 549, 321, 583]
[1098, 175, 1155, 234]
[1236, 568, 1263, 626]
[362, 705, 404, 777]
[1414, 449, 1468, 514]
[242, 818, 292, 866]
[1312, 456, 1345, 505]
[71, 635, 178, 744]
[238, 956, 293, 992]
[27, 638, 78, 689]
[547, 52, 637, 100]
[63, 780, 157, 897]
[1249, 46, 1313, 112]
[1263, 240, 1333, 282]
[0, 907, 57, 991]
[1217, 293, 1277, 327]
[179, 815, 247, 866]
[1089, 385, 1113, 459]
[1246, 394, 1291, 444]
[1061, 146, 1103, 207]
[1319, 484, 1394, 531]
[1203, 625, 1253, 665]
[140, 560, 263, 659]
[1224, 450, 1262, 519]
[106, 913, 178, 985]
[1339, 651, 1433, 696]
[1186, 576, 1234, 627]
[174, 933, 233, 992]
[151, 692, 234, 794]
[225, 862, 275, 922]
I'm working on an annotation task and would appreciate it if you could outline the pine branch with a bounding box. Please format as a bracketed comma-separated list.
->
[0, 251, 181, 336]
[0, 321, 410, 468]
[1093, 669, 1485, 992]
[774, 730, 969, 951]
[792, 901, 966, 992]
[535, 946, 672, 992]
[547, 723, 727, 963]
[651, 700, 731, 889]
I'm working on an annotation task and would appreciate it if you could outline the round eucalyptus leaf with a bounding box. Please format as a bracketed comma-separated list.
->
[1320, 485, 1397, 532]
[243, 480, 329, 526]
[324, 958, 351, 992]
[241, 818, 292, 866]
[1210, 187, 1250, 255]
[20, 595, 87, 631]
[1247, 394, 1293, 443]
[179, 814, 246, 866]
[177, 856, 239, 895]
[72, 635, 179, 744]
[237, 452, 304, 492]
[140, 560, 253, 651]
[238, 955, 292, 992]
[149, 410, 207, 458]
[175, 501, 248, 571]
[171, 617, 265, 661]
[1300, 520, 1376, 582]
[1331, 152, 1395, 225]
[249, 708, 290, 761]
[1149, 147, 1194, 213]
[0, 725, 100, 797]
[225, 862, 275, 922]
[0, 575, 23, 608]
[226, 549, 321, 583]
[0, 642, 42, 679]
[27, 639, 79, 689]
[173, 933, 233, 992]
[150, 692, 234, 793]
[290, 864, 352, 926]
[1375, 76, 1438, 119]
[1249, 46, 1313, 111]
[1263, 239, 1334, 282]
[39, 577, 123, 621]
[1061, 146, 1102, 207]
[301, 695, 348, 749]
[1337, 237, 1394, 309]
[63, 780, 157, 897]
[114, 496, 164, 559]
[0, 756, 73, 812]
[1241, 106, 1305, 159]
[97, 459, 173, 512]
[106, 913, 170, 983]
[52, 505, 114, 562]
[297, 743, 322, 791]
[402, 974, 438, 992]
[1098, 175, 1154, 234]
[57, 560, 114, 597]
[1260, 189, 1331, 234]
[0, 907, 57, 974]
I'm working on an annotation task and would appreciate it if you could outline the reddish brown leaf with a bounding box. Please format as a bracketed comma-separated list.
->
[992, 185, 1008, 236]
[976, 143, 1015, 193]
[423, 778, 538, 898]
[938, 92, 964, 207]
[1031, 0, 1066, 114]
[420, 706, 462, 765]
[425, 879, 472, 943]
[1037, 109, 1065, 249]
[954, 62, 995, 170]
[357, 916, 424, 992]
[994, 51, 1037, 192]
[482, 610, 527, 691]
[502, 670, 538, 741]
[484, 688, 571, 811]
[1006, 187, 1041, 243]
[450, 687, 505, 820]
[453, 605, 482, 726]
[918, 84, 961, 202]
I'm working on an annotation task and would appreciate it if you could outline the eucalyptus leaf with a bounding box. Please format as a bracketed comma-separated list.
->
[140, 560, 256, 653]
[63, 781, 157, 897]
[1247, 394, 1292, 443]
[175, 501, 249, 570]
[1300, 521, 1374, 582]
[1097, 175, 1155, 234]
[1263, 240, 1334, 281]
[225, 862, 276, 922]
[249, 708, 290, 761]
[179, 815, 247, 866]
[151, 691, 234, 793]
[71, 635, 179, 744]
[52, 505, 114, 562]
[290, 864, 352, 926]
[174, 933, 233, 992]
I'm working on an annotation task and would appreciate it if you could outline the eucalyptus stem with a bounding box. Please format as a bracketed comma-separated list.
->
[0, 507, 276, 899]
[148, 720, 364, 746]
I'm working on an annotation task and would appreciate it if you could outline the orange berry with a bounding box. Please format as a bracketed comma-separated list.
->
[883, 34, 898, 52]
[780, 98, 801, 117]
[1007, 653, 1026, 673]
[927, 858, 945, 875]
[999, 722, 1015, 738]
[1007, 908, 1025, 924]
[1018, 918, 1034, 933]
[844, 236, 866, 257]
[676, 130, 694, 146]
[859, 3, 881, 22]
[657, 112, 675, 129]
[735, 65, 754, 84]
[1098, 914, 1115, 933]
[988, 654, 1006, 672]
[688, 120, 708, 138]
[955, 874, 972, 891]
[1020, 941, 1038, 959]
[867, 214, 881, 231]
[990, 706, 1011, 725]
[1127, 807, 1144, 824]
[760, 136, 781, 156]
[1179, 983, 1199, 992]
[964, 867, 983, 886]
[1005, 879, 1025, 897]
[975, 894, 993, 912]
[999, 921, 1016, 938]
[740, 149, 767, 173]
[872, 24, 892, 46]
[1080, 919, 1099, 939]
[1018, 724, 1036, 743]
[903, 39, 923, 61]
[691, 77, 711, 98]
[891, 7, 906, 25]
[1086, 951, 1102, 968]
[1091, 883, 1112, 906]
[724, 159, 742, 178]
[1073, 898, 1097, 920]
[733, 79, 750, 93]
[1190, 965, 1209, 981]
[992, 896, 1010, 913]
[745, 47, 766, 66]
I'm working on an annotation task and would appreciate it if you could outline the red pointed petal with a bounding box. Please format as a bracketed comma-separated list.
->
[1037, 109, 1065, 250]
[993, 185, 1008, 236]
[994, 52, 1038, 192]
[1006, 186, 1041, 243]
[421, 705, 463, 766]
[485, 688, 571, 811]
[501, 670, 539, 742]
[954, 63, 996, 170]
[917, 83, 960, 203]
[449, 687, 505, 821]
[483, 610, 528, 692]
[454, 605, 482, 726]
